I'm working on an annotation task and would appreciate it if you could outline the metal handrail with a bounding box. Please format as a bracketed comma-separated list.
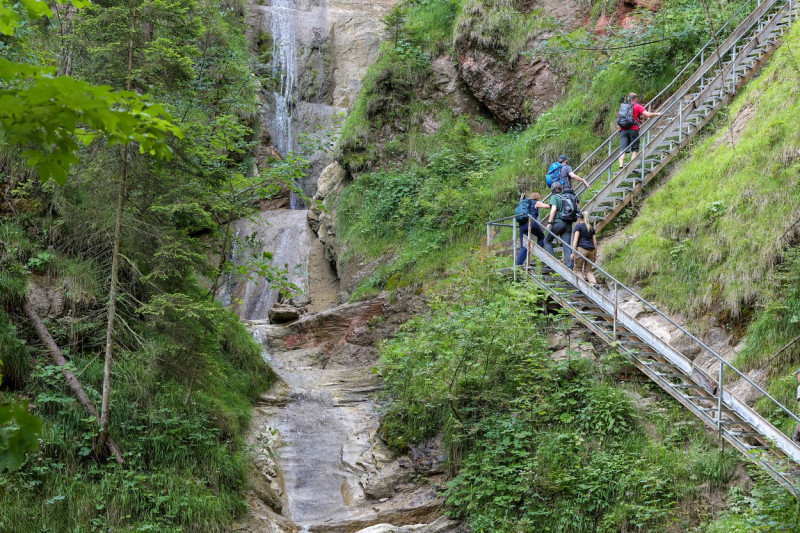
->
[577, 0, 791, 216]
[486, 213, 800, 428]
[544, 0, 780, 205]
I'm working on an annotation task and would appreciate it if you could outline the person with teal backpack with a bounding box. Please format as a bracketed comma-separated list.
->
[514, 191, 549, 266]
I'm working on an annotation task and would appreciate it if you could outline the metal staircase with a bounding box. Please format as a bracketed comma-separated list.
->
[485, 0, 800, 496]
[550, 0, 799, 231]
[488, 216, 800, 496]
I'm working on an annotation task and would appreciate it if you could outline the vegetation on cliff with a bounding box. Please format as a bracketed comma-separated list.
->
[0, 0, 290, 529]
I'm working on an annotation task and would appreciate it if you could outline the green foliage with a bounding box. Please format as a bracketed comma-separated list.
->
[0, 68, 181, 184]
[379, 256, 739, 531]
[0, 0, 88, 36]
[0, 400, 42, 472]
[0, 310, 272, 531]
[0, 0, 284, 528]
[705, 471, 800, 532]
[454, 0, 548, 60]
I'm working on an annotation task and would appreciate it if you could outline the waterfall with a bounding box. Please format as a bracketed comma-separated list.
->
[269, 0, 305, 210]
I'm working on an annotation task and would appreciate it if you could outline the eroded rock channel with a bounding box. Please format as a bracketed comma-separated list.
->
[234, 298, 459, 532]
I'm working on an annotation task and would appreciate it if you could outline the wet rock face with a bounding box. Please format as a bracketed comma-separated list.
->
[246, 0, 400, 198]
[237, 294, 454, 533]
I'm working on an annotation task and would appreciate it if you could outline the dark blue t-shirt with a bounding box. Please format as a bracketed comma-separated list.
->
[574, 222, 595, 249]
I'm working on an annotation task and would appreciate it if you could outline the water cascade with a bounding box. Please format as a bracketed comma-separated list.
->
[227, 0, 452, 529]
[268, 0, 303, 209]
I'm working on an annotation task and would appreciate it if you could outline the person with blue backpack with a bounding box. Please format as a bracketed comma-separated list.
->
[545, 155, 589, 193]
[544, 181, 579, 269]
[556, 155, 589, 193]
[514, 191, 549, 266]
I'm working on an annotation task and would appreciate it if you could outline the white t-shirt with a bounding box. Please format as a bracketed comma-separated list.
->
[796, 383, 800, 401]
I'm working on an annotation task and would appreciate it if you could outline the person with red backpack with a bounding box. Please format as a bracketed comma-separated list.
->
[617, 93, 662, 169]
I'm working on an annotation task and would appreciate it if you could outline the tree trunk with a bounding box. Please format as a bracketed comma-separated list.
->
[98, 6, 137, 451]
[22, 300, 124, 463]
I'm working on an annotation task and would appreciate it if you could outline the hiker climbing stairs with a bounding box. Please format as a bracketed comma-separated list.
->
[488, 0, 800, 497]
[487, 218, 800, 497]
[562, 0, 799, 231]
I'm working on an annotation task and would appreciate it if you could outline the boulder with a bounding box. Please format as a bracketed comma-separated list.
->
[268, 303, 303, 324]
[456, 48, 563, 130]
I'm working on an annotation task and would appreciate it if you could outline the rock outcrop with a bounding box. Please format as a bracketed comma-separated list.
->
[453, 0, 581, 130]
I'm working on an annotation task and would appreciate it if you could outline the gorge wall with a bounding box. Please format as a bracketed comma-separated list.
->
[246, 0, 399, 198]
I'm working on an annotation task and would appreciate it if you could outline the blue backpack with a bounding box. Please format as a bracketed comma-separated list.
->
[515, 198, 533, 223]
[545, 162, 562, 187]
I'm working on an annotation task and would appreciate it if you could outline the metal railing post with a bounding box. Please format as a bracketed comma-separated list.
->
[608, 142, 612, 181]
[679, 100, 683, 143]
[717, 361, 725, 431]
[486, 224, 491, 247]
[613, 281, 618, 340]
[526, 221, 532, 271]
[512, 217, 517, 282]
[640, 136, 646, 184]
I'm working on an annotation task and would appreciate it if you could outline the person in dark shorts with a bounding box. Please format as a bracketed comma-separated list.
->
[544, 182, 575, 269]
[570, 211, 599, 287]
[516, 192, 550, 266]
[618, 93, 662, 169]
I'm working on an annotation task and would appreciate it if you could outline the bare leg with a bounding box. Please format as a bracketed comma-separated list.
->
[617, 152, 626, 169]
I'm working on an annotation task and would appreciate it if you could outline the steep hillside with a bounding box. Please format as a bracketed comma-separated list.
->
[322, 0, 743, 297]
[322, 0, 800, 530]
[604, 18, 800, 472]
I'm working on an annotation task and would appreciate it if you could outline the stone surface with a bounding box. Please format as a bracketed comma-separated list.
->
[246, 0, 400, 198]
[308, 161, 349, 282]
[268, 303, 304, 323]
[455, 47, 563, 130]
[241, 294, 445, 531]
[217, 209, 338, 320]
[452, 0, 580, 130]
